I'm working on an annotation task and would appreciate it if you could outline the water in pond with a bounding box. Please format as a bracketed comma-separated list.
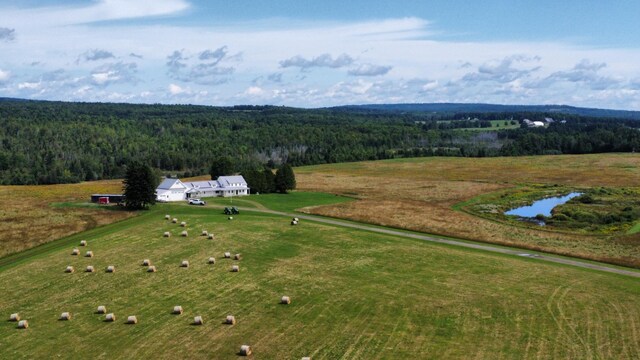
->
[505, 192, 582, 218]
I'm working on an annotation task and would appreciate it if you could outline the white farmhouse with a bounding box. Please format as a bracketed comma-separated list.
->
[156, 176, 249, 202]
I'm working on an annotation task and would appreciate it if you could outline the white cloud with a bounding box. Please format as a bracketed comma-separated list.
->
[169, 83, 186, 95]
[0, 69, 10, 82]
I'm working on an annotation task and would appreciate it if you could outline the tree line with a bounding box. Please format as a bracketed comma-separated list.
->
[1, 99, 639, 185]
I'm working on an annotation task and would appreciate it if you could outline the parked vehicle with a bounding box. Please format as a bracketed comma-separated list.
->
[188, 198, 206, 205]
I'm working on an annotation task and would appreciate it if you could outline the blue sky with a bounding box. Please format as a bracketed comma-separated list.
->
[1, 0, 639, 109]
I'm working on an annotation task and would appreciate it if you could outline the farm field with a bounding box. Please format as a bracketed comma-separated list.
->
[0, 180, 134, 258]
[1, 203, 639, 359]
[294, 154, 640, 268]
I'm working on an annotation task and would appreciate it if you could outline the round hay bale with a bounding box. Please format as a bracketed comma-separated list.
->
[301, 357, 311, 360]
[293, 217, 299, 222]
[207, 233, 215, 240]
[180, 260, 189, 268]
[142, 259, 151, 266]
[291, 220, 298, 225]
[224, 252, 231, 259]
[225, 315, 236, 325]
[163, 232, 171, 238]
[233, 254, 241, 261]
[228, 216, 233, 220]
[97, 306, 107, 314]
[85, 265, 95, 273]
[80, 240, 87, 246]
[105, 313, 116, 322]
[181, 230, 188, 237]
[60, 312, 71, 321]
[165, 214, 171, 220]
[71, 248, 79, 255]
[280, 296, 291, 305]
[65, 266, 75, 273]
[208, 257, 216, 264]
[201, 230, 208, 236]
[231, 265, 240, 272]
[147, 266, 157, 273]
[239, 345, 252, 356]
[9, 313, 20, 322]
[180, 221, 187, 227]
[172, 306, 183, 315]
[172, 218, 178, 223]
[126, 315, 138, 324]
[193, 316, 203, 325]
[106, 265, 115, 273]
[85, 251, 94, 258]
[17, 320, 29, 329]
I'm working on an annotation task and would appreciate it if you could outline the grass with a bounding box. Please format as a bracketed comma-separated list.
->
[1, 204, 639, 359]
[295, 154, 640, 268]
[0, 180, 135, 258]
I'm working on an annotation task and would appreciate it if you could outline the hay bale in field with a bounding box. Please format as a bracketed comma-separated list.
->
[291, 220, 298, 225]
[165, 214, 171, 220]
[142, 259, 151, 266]
[80, 240, 87, 246]
[71, 248, 79, 255]
[65, 266, 75, 273]
[17, 320, 29, 329]
[85, 265, 95, 273]
[193, 316, 203, 325]
[180, 221, 187, 227]
[181, 230, 188, 237]
[208, 257, 216, 264]
[147, 266, 157, 273]
[9, 313, 20, 322]
[163, 232, 171, 238]
[228, 216, 233, 220]
[172, 306, 183, 315]
[233, 254, 241, 260]
[280, 296, 291, 305]
[207, 233, 214, 239]
[239, 345, 252, 356]
[60, 312, 71, 321]
[97, 306, 107, 314]
[201, 230, 208, 236]
[172, 218, 178, 223]
[106, 265, 115, 273]
[231, 265, 239, 272]
[224, 252, 231, 258]
[180, 260, 189, 268]
[85, 250, 94, 258]
[105, 313, 116, 322]
[301, 357, 311, 360]
[126, 315, 138, 324]
[225, 315, 236, 325]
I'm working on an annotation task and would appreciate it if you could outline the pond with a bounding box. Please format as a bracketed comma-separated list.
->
[504, 192, 582, 218]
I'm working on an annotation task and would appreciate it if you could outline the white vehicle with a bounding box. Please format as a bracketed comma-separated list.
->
[188, 198, 206, 205]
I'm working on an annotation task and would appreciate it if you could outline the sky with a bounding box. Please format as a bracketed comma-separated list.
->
[1, 0, 640, 109]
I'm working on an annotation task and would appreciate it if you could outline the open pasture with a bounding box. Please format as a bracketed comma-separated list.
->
[1, 205, 639, 359]
[295, 154, 640, 267]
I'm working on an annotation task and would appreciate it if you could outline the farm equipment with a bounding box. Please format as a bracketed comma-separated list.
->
[224, 207, 240, 215]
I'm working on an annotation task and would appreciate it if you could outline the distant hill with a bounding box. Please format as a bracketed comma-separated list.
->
[331, 103, 640, 120]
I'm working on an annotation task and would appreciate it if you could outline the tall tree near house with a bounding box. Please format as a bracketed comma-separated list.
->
[123, 161, 158, 210]
[210, 157, 234, 180]
[274, 163, 296, 194]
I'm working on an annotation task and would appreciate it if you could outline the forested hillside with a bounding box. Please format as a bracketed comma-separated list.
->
[1, 99, 639, 185]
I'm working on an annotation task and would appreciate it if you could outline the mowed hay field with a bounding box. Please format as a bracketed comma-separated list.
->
[1, 205, 640, 359]
[295, 154, 640, 267]
[0, 180, 135, 258]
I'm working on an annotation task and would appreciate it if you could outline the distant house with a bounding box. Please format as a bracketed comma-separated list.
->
[522, 119, 545, 128]
[156, 176, 249, 202]
[532, 121, 545, 127]
[90, 194, 125, 204]
[544, 117, 555, 123]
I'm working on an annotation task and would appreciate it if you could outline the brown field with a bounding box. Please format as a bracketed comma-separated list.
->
[0, 180, 135, 258]
[295, 154, 640, 268]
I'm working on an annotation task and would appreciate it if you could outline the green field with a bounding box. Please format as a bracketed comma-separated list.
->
[1, 197, 639, 359]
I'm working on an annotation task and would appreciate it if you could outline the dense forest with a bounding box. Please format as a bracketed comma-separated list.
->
[0, 99, 639, 185]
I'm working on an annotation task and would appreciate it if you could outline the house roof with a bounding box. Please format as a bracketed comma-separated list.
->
[157, 178, 185, 190]
[217, 176, 247, 187]
[184, 181, 219, 190]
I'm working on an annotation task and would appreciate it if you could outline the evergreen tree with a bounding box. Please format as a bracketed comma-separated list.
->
[123, 161, 158, 210]
[210, 157, 234, 180]
[262, 168, 276, 193]
[274, 164, 296, 193]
